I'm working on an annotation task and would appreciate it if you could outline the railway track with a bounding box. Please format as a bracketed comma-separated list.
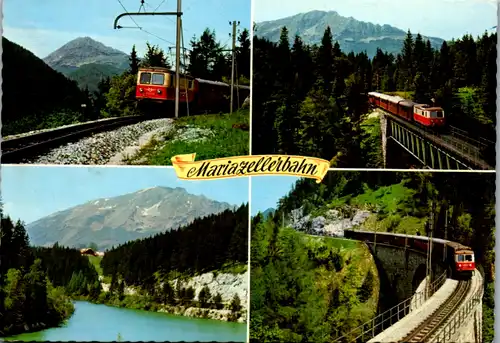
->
[399, 279, 471, 343]
[1, 116, 146, 163]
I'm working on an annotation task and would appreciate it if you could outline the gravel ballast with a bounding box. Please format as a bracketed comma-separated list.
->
[29, 119, 174, 165]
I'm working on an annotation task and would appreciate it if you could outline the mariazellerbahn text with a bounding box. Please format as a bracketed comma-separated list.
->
[171, 154, 330, 182]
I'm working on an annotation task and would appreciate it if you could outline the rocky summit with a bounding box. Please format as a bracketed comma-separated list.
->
[43, 36, 129, 71]
[26, 186, 234, 250]
[255, 10, 444, 57]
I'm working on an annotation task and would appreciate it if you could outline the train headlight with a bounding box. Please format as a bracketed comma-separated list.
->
[157, 89, 162, 94]
[139, 88, 144, 92]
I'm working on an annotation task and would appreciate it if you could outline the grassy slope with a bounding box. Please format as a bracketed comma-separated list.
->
[127, 109, 249, 165]
[87, 256, 103, 275]
[323, 181, 426, 235]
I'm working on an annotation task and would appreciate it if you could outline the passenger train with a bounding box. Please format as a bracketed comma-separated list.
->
[368, 91, 446, 129]
[344, 229, 475, 279]
[135, 67, 250, 115]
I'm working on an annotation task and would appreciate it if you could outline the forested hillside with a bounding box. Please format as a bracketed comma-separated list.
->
[252, 27, 497, 167]
[66, 63, 125, 93]
[250, 214, 379, 342]
[2, 37, 89, 136]
[0, 204, 100, 336]
[260, 171, 495, 342]
[101, 204, 248, 287]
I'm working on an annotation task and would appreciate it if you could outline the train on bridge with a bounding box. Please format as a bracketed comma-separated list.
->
[368, 91, 446, 129]
[135, 67, 250, 115]
[344, 229, 475, 279]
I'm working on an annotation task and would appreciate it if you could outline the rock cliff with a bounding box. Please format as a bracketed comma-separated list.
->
[290, 206, 372, 236]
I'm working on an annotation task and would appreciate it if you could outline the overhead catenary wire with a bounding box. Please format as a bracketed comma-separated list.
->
[141, 28, 176, 45]
[116, 0, 176, 46]
[153, 0, 167, 12]
[117, 0, 142, 29]
[153, 0, 176, 26]
[115, 0, 183, 118]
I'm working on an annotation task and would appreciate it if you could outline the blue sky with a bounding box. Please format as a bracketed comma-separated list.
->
[253, 0, 497, 40]
[3, 0, 251, 58]
[1, 165, 249, 224]
[250, 176, 300, 216]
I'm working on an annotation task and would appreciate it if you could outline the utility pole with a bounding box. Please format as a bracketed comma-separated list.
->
[229, 20, 239, 114]
[174, 0, 182, 119]
[113, 8, 183, 118]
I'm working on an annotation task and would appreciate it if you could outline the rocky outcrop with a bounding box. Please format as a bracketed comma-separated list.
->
[100, 271, 248, 323]
[173, 271, 248, 308]
[158, 305, 245, 323]
[160, 271, 248, 323]
[290, 206, 372, 236]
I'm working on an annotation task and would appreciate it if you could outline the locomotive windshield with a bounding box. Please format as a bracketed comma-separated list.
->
[139, 72, 151, 84]
[457, 254, 474, 262]
[430, 110, 444, 118]
[151, 73, 165, 85]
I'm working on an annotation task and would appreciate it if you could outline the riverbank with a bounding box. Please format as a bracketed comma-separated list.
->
[0, 290, 75, 338]
[96, 269, 248, 323]
[3, 301, 247, 342]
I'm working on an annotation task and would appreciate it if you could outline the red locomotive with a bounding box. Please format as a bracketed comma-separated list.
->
[344, 230, 475, 279]
[136, 67, 250, 114]
[368, 91, 446, 129]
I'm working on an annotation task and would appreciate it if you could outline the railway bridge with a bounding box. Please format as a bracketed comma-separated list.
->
[335, 235, 483, 343]
[379, 109, 494, 170]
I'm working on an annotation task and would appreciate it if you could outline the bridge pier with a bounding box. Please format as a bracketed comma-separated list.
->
[367, 243, 445, 303]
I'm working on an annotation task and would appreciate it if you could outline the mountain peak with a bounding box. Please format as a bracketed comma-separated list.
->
[255, 10, 444, 57]
[26, 187, 234, 250]
[43, 36, 129, 69]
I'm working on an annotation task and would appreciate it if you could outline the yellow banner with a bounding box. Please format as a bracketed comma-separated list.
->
[171, 154, 330, 183]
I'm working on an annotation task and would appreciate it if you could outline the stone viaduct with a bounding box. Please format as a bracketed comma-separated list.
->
[337, 240, 483, 343]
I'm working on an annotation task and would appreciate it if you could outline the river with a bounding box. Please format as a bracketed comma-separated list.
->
[3, 301, 247, 342]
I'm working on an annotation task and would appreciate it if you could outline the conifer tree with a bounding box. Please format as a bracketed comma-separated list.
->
[129, 45, 140, 75]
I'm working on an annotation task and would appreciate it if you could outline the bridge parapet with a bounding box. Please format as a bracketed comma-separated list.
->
[333, 241, 447, 343]
[378, 109, 493, 170]
[431, 269, 484, 343]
